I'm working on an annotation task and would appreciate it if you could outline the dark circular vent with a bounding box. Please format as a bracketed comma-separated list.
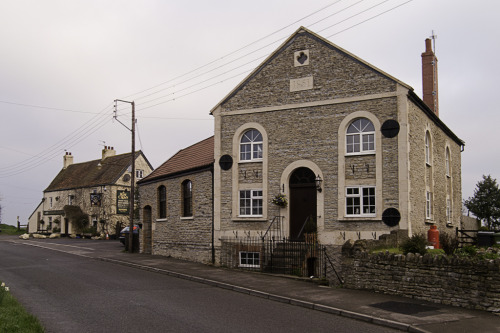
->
[219, 154, 233, 171]
[381, 120, 400, 138]
[382, 208, 401, 227]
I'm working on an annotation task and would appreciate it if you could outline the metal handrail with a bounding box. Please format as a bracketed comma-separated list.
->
[262, 216, 282, 241]
[297, 215, 312, 240]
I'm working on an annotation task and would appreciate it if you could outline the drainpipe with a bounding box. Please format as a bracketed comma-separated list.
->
[211, 164, 215, 264]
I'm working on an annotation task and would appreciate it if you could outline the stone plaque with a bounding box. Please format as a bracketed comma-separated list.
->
[290, 76, 313, 92]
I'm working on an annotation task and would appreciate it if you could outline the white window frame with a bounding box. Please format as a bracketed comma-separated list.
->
[346, 118, 375, 155]
[425, 131, 431, 165]
[239, 189, 263, 217]
[68, 195, 73, 206]
[446, 197, 451, 224]
[136, 169, 144, 179]
[49, 197, 53, 208]
[445, 148, 450, 177]
[426, 191, 432, 219]
[345, 186, 376, 217]
[240, 129, 263, 162]
[239, 251, 260, 268]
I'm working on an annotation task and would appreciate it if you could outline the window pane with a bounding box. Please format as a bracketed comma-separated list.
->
[240, 144, 251, 160]
[360, 119, 375, 132]
[362, 134, 374, 151]
[253, 143, 263, 159]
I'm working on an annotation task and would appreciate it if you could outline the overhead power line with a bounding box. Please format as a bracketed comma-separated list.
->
[2, 0, 414, 178]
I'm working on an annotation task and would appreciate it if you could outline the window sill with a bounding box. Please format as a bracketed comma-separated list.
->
[156, 218, 167, 222]
[345, 152, 375, 157]
[339, 217, 380, 222]
[232, 217, 266, 222]
[425, 219, 434, 224]
[180, 216, 194, 220]
[238, 160, 263, 164]
[426, 162, 432, 167]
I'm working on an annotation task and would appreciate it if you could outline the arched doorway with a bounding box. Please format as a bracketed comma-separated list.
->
[289, 167, 317, 240]
[142, 206, 152, 254]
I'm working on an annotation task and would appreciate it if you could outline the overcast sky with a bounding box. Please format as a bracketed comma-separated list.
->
[1, 0, 498, 226]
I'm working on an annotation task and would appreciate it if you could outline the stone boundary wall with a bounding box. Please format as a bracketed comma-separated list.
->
[341, 252, 500, 312]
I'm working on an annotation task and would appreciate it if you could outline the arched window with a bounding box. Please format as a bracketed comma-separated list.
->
[240, 129, 263, 161]
[158, 186, 166, 219]
[182, 180, 192, 217]
[425, 131, 431, 165]
[346, 118, 375, 154]
[445, 147, 451, 176]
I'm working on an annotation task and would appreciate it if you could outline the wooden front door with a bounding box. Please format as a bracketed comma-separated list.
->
[289, 168, 317, 240]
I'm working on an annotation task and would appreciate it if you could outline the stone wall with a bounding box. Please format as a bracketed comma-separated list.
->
[341, 251, 500, 312]
[139, 169, 213, 264]
[407, 100, 462, 236]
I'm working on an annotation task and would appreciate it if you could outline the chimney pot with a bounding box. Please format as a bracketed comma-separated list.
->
[63, 152, 74, 169]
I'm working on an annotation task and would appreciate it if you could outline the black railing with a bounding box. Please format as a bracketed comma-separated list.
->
[220, 236, 325, 278]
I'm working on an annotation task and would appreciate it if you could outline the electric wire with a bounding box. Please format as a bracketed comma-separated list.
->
[1, 0, 414, 177]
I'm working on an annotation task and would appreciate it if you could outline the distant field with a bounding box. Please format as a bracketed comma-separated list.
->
[0, 224, 26, 235]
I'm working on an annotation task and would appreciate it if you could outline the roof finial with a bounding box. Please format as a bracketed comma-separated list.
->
[430, 30, 437, 53]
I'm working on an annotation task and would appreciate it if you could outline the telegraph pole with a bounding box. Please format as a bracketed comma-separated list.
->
[114, 99, 136, 252]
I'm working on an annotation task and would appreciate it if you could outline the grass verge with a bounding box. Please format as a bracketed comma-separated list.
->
[0, 223, 26, 235]
[0, 283, 45, 333]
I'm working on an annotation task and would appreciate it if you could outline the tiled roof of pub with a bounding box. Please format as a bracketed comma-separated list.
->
[44, 151, 143, 192]
[139, 136, 214, 184]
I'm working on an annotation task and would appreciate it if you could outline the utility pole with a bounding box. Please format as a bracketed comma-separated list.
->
[114, 99, 136, 252]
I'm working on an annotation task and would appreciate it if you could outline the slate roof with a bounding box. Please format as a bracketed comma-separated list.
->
[138, 136, 214, 184]
[44, 151, 147, 192]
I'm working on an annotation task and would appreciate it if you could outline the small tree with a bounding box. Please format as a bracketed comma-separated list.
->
[464, 175, 500, 230]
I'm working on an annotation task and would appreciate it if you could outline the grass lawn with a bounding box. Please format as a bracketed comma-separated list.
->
[0, 223, 27, 235]
[0, 283, 45, 332]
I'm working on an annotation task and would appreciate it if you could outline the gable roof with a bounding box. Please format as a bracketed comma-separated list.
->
[138, 136, 214, 184]
[44, 151, 148, 192]
[210, 26, 412, 114]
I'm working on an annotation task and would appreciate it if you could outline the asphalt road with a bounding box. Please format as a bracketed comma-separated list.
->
[0, 239, 398, 333]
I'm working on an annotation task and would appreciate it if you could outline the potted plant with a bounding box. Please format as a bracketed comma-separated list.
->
[271, 194, 288, 208]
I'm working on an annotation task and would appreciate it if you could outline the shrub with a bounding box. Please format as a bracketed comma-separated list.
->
[456, 245, 477, 257]
[400, 234, 428, 255]
[440, 232, 459, 255]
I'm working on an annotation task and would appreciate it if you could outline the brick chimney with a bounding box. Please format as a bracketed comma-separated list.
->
[422, 38, 439, 116]
[102, 146, 116, 160]
[63, 152, 73, 169]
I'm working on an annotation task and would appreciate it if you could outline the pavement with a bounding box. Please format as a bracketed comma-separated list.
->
[4, 236, 500, 332]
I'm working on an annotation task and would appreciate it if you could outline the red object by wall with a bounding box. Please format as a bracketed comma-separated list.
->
[428, 225, 440, 249]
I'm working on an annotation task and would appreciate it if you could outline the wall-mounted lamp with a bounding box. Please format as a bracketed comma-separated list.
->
[315, 174, 323, 193]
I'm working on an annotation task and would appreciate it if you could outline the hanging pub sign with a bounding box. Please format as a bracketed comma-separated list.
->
[116, 190, 130, 215]
[90, 193, 102, 206]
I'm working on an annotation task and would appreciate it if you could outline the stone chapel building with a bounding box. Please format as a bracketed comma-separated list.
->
[138, 27, 464, 267]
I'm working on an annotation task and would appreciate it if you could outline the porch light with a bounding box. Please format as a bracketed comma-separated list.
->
[315, 174, 323, 193]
